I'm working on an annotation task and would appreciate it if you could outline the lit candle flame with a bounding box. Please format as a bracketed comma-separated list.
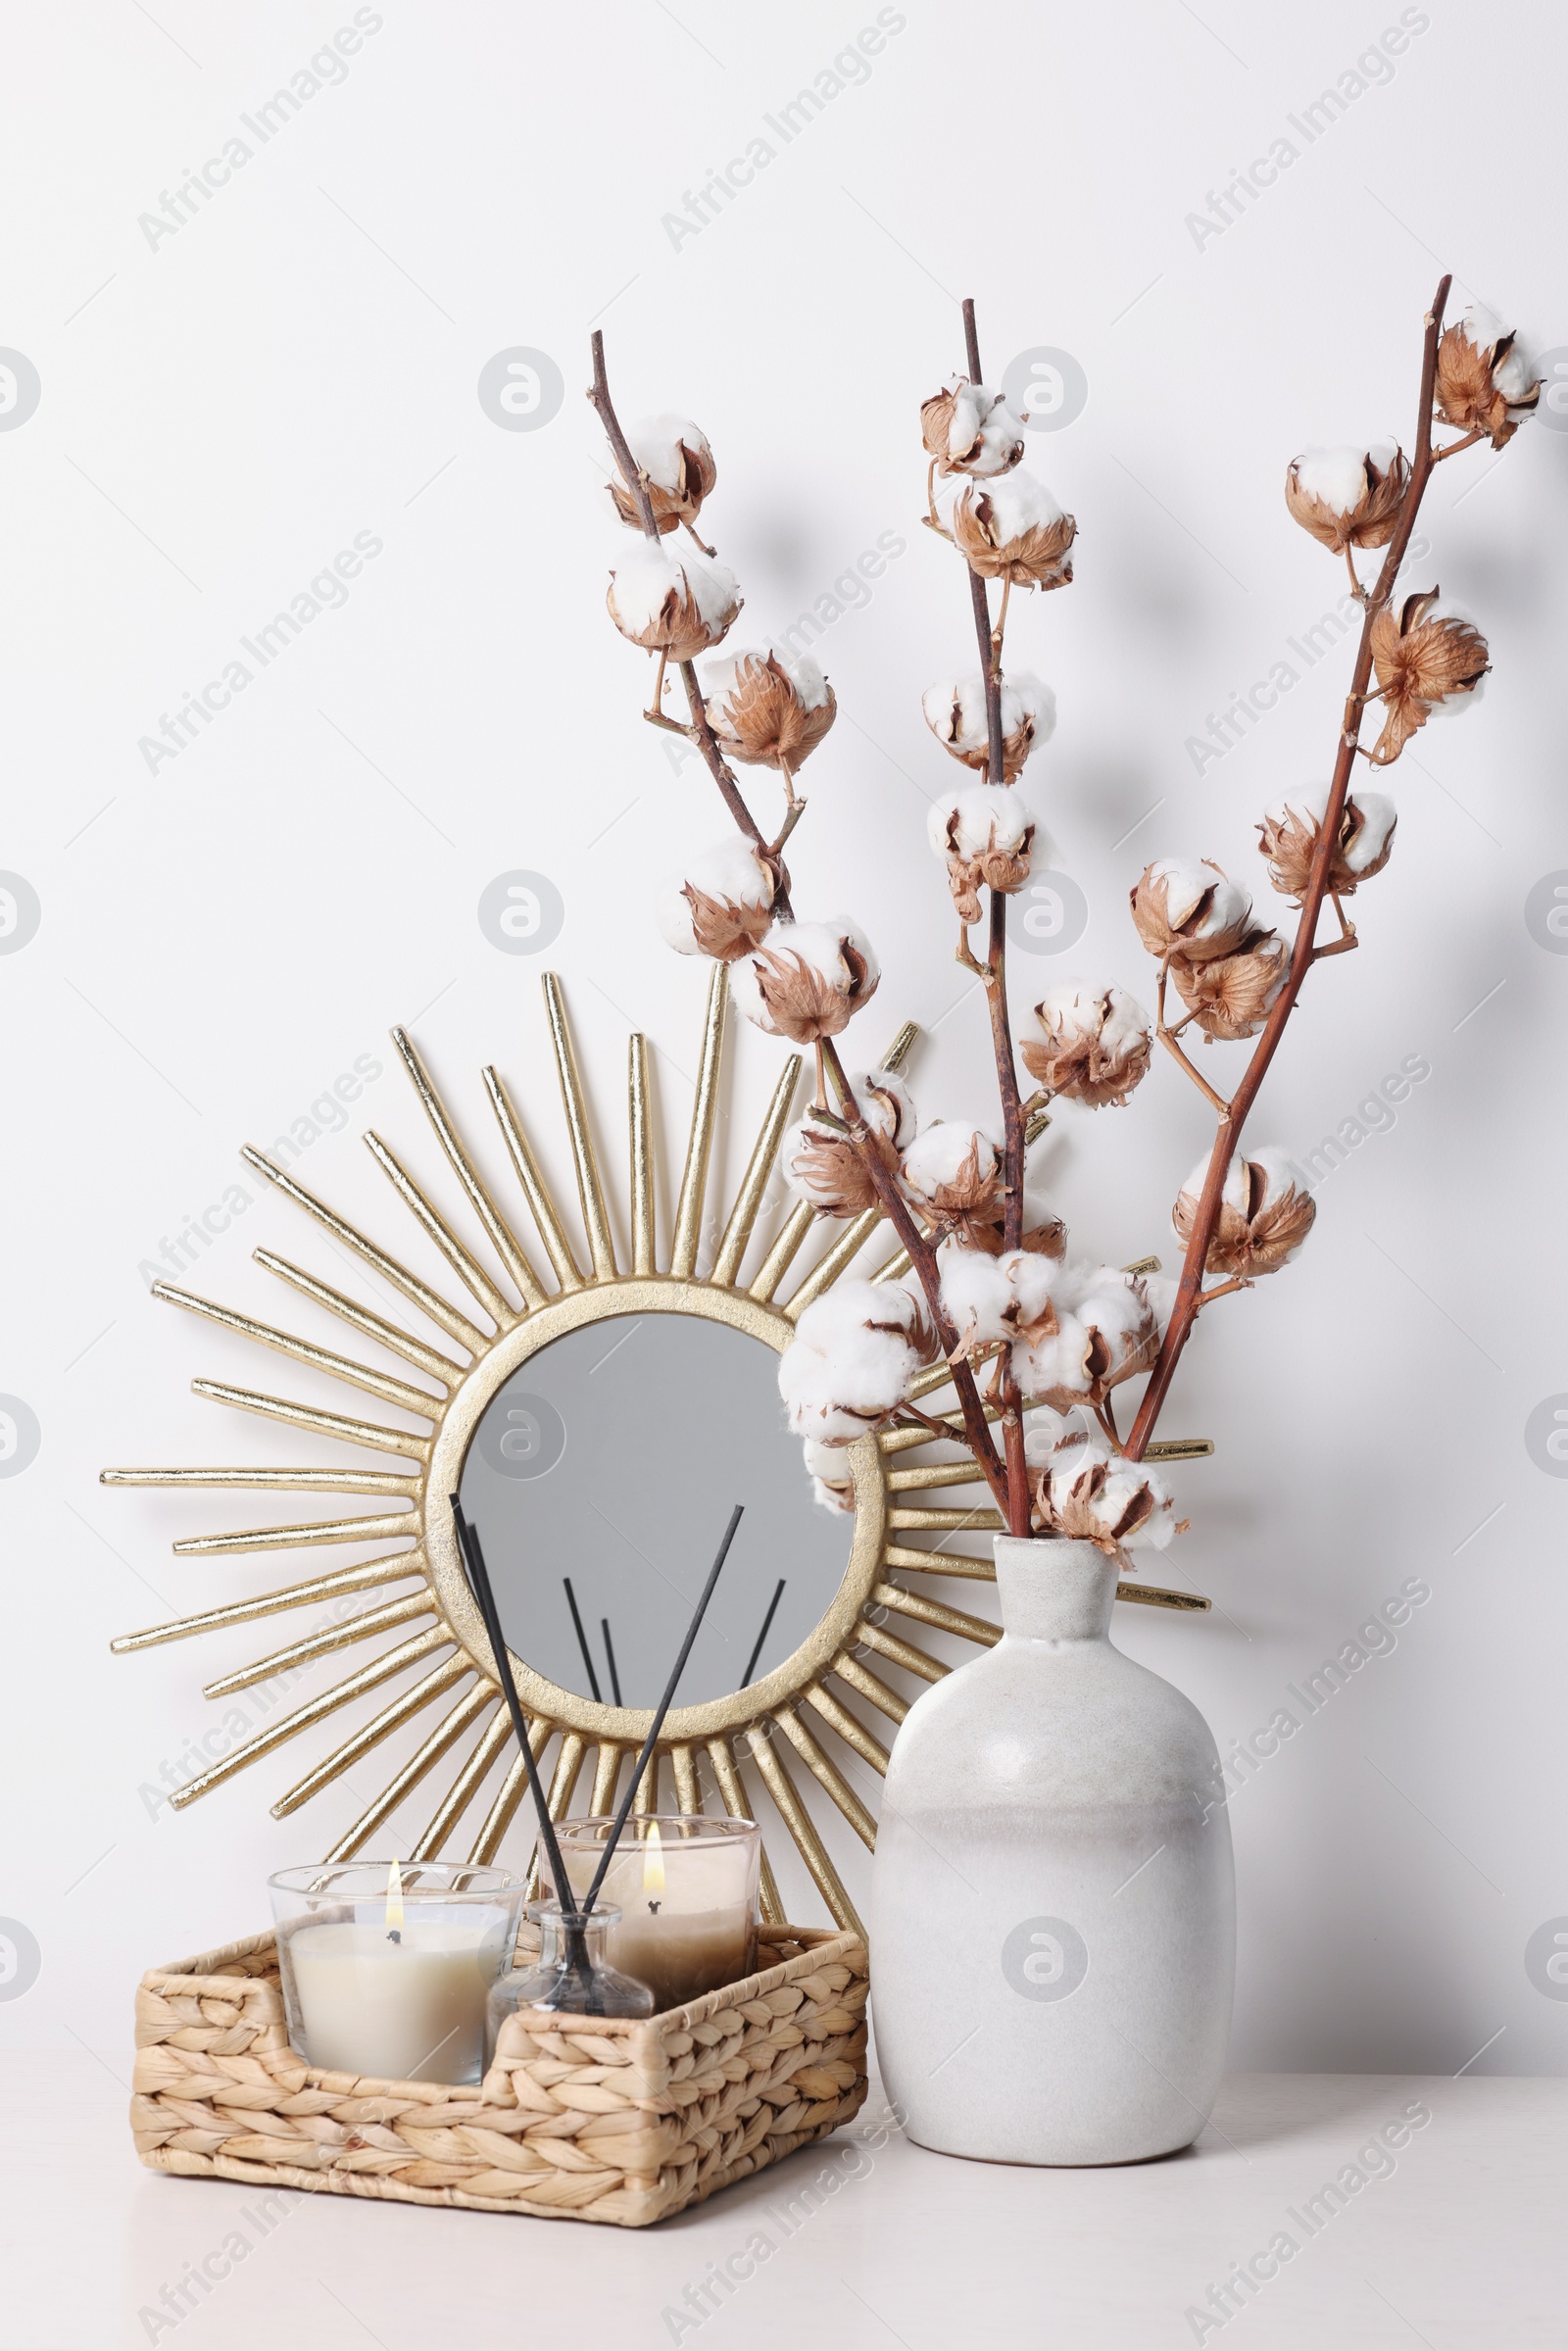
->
[643, 1821, 665, 1911]
[385, 1856, 404, 1941]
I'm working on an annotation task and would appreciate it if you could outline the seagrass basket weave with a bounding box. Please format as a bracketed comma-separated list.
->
[131, 1922, 869, 2227]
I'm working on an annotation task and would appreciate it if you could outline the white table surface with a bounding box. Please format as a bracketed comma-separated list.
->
[2, 2051, 1562, 2348]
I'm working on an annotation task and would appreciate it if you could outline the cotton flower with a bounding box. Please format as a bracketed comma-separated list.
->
[1256, 789, 1396, 903]
[899, 1120, 1004, 1250]
[1019, 981, 1152, 1107]
[703, 645, 836, 786]
[1172, 1146, 1315, 1278]
[920, 377, 1025, 477]
[921, 671, 1055, 781]
[1033, 1430, 1176, 1552]
[1284, 442, 1409, 554]
[1168, 928, 1289, 1041]
[1131, 858, 1253, 964]
[607, 539, 741, 660]
[1012, 1264, 1160, 1409]
[730, 919, 879, 1044]
[1367, 589, 1489, 764]
[778, 1280, 942, 1445]
[803, 1436, 857, 1514]
[938, 469, 1076, 589]
[655, 837, 778, 962]
[783, 1068, 915, 1218]
[1435, 306, 1541, 449]
[926, 784, 1037, 925]
[604, 414, 717, 534]
[939, 1244, 1069, 1358]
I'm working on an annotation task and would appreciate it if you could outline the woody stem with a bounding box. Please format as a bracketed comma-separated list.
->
[1125, 271, 1454, 1459]
[589, 332, 661, 540]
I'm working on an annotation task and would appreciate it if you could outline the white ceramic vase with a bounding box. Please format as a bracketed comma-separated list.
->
[870, 1536, 1235, 2165]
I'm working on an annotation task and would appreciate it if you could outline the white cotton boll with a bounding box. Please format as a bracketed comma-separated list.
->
[1293, 441, 1398, 514]
[921, 671, 1056, 775]
[925, 784, 1036, 862]
[729, 917, 880, 1041]
[1136, 857, 1253, 956]
[1458, 306, 1535, 400]
[1342, 790, 1396, 872]
[1034, 979, 1152, 1060]
[901, 1120, 1001, 1198]
[778, 1280, 935, 1444]
[607, 538, 740, 636]
[979, 468, 1065, 542]
[655, 838, 774, 956]
[1099, 1459, 1176, 1551]
[703, 641, 831, 712]
[618, 414, 711, 494]
[1013, 1311, 1094, 1405]
[1144, 1275, 1178, 1340]
[1177, 1151, 1249, 1224]
[939, 1248, 1013, 1350]
[940, 465, 1064, 542]
[1245, 1147, 1300, 1211]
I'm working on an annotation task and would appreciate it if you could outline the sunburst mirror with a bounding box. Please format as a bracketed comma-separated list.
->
[106, 966, 1206, 1935]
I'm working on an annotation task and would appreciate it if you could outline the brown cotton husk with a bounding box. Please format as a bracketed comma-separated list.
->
[1284, 447, 1409, 553]
[606, 574, 738, 661]
[903, 1135, 1005, 1251]
[929, 690, 1040, 782]
[1367, 590, 1489, 763]
[1130, 860, 1251, 963]
[936, 806, 1037, 926]
[745, 936, 878, 1044]
[786, 1121, 900, 1219]
[1019, 1006, 1152, 1109]
[1020, 1210, 1067, 1259]
[1174, 1156, 1316, 1278]
[1256, 794, 1396, 902]
[608, 434, 717, 533]
[1434, 324, 1540, 450]
[950, 492, 1076, 589]
[679, 881, 776, 962]
[1033, 1452, 1158, 1553]
[1169, 929, 1289, 1040]
[707, 654, 837, 771]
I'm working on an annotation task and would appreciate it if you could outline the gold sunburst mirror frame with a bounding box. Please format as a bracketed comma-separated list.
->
[106, 964, 1208, 1935]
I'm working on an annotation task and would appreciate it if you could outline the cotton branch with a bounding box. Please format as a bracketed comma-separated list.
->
[957, 295, 1030, 1534]
[590, 330, 1012, 1517]
[1124, 273, 1454, 1461]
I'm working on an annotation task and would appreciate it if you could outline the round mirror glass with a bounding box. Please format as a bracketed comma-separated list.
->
[458, 1313, 854, 1707]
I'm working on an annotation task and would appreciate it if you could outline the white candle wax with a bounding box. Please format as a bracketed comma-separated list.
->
[287, 1919, 496, 2082]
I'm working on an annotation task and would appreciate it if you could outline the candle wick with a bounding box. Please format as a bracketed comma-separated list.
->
[386, 1929, 402, 1944]
[648, 1899, 661, 1915]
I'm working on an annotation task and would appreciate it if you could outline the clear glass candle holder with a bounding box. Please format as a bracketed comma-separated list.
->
[539, 1815, 761, 2012]
[269, 1862, 524, 2085]
[487, 1902, 656, 2045]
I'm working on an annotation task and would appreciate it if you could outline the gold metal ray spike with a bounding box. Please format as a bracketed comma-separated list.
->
[108, 973, 1209, 1931]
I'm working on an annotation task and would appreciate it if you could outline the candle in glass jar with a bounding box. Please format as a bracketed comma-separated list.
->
[287, 1919, 497, 2083]
[554, 1819, 759, 2011]
[270, 1861, 522, 2084]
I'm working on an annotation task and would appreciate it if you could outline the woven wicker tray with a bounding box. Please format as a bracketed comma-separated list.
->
[131, 1922, 869, 2227]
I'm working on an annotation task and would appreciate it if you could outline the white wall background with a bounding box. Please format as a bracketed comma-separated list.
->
[3, 0, 1566, 2082]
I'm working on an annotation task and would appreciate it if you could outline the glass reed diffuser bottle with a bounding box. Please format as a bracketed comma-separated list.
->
[486, 1901, 654, 2051]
